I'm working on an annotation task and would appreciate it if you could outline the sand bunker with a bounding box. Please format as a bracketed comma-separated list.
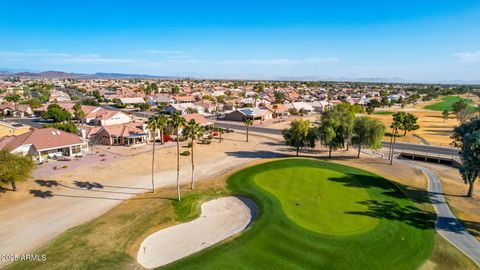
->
[137, 196, 256, 269]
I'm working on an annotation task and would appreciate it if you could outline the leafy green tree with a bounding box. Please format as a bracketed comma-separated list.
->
[5, 94, 21, 103]
[92, 90, 102, 101]
[244, 118, 253, 142]
[282, 119, 317, 156]
[352, 117, 385, 158]
[136, 103, 150, 110]
[81, 98, 99, 106]
[452, 118, 480, 197]
[442, 110, 449, 122]
[169, 112, 186, 201]
[318, 104, 354, 158]
[151, 82, 159, 93]
[274, 91, 285, 103]
[43, 104, 72, 123]
[20, 98, 42, 109]
[366, 104, 375, 115]
[452, 99, 469, 113]
[73, 104, 86, 122]
[171, 85, 180, 95]
[381, 96, 390, 107]
[44, 122, 78, 134]
[0, 150, 35, 191]
[182, 119, 205, 189]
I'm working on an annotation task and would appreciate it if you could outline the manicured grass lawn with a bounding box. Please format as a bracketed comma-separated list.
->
[5, 159, 478, 270]
[424, 96, 473, 111]
[253, 167, 379, 235]
[373, 111, 395, 115]
[162, 159, 436, 270]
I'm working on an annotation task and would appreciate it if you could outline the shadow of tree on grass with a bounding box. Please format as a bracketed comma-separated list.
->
[346, 200, 436, 230]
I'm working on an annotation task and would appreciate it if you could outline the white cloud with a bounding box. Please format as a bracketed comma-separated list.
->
[167, 57, 339, 66]
[0, 51, 135, 64]
[454, 51, 480, 63]
[304, 57, 339, 63]
[137, 49, 187, 55]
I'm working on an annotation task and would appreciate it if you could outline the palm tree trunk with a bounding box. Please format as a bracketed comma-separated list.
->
[388, 128, 395, 160]
[176, 128, 181, 201]
[390, 129, 398, 165]
[467, 182, 474, 197]
[328, 147, 332, 159]
[151, 136, 156, 193]
[357, 144, 361, 158]
[296, 145, 299, 156]
[160, 129, 164, 144]
[404, 129, 407, 136]
[11, 181, 16, 191]
[246, 126, 249, 142]
[191, 138, 195, 189]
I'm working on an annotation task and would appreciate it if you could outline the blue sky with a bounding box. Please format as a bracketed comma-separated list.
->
[1, 0, 480, 81]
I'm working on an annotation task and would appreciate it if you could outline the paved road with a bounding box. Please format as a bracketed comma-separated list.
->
[407, 162, 480, 266]
[383, 141, 459, 156]
[214, 121, 461, 157]
[5, 117, 50, 129]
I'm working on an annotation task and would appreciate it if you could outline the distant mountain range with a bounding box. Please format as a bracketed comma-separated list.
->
[0, 68, 183, 79]
[0, 67, 479, 85]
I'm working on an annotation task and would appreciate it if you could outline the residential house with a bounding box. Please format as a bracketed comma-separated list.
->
[49, 90, 71, 102]
[311, 100, 332, 112]
[118, 97, 146, 108]
[1, 128, 89, 162]
[84, 107, 132, 126]
[224, 108, 273, 122]
[164, 103, 205, 115]
[0, 102, 33, 117]
[263, 104, 289, 118]
[285, 102, 315, 114]
[91, 122, 151, 146]
[173, 95, 196, 104]
[0, 120, 32, 137]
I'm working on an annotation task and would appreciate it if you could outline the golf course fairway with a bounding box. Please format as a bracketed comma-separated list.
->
[161, 159, 435, 270]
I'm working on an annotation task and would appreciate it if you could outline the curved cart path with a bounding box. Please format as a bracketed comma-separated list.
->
[137, 196, 257, 269]
[392, 159, 480, 267]
[414, 164, 480, 266]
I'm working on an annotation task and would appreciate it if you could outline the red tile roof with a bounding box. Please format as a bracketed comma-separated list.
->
[3, 128, 84, 151]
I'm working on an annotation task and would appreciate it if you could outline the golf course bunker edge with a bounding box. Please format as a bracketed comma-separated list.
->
[137, 196, 257, 269]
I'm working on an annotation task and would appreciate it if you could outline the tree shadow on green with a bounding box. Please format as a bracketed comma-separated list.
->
[327, 173, 436, 205]
[346, 200, 436, 230]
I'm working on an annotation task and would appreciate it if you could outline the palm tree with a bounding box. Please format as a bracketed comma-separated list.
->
[244, 118, 253, 142]
[253, 93, 259, 108]
[272, 104, 278, 118]
[442, 110, 449, 123]
[182, 119, 205, 189]
[217, 127, 224, 143]
[169, 112, 186, 201]
[73, 104, 86, 124]
[389, 120, 402, 165]
[157, 114, 168, 144]
[147, 115, 162, 193]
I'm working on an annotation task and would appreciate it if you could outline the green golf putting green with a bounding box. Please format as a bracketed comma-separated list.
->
[162, 159, 435, 270]
[253, 167, 379, 235]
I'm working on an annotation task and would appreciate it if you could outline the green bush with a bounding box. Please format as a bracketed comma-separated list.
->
[180, 150, 190, 156]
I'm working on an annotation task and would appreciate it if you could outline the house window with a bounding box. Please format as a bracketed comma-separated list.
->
[71, 145, 81, 154]
[113, 137, 121, 145]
